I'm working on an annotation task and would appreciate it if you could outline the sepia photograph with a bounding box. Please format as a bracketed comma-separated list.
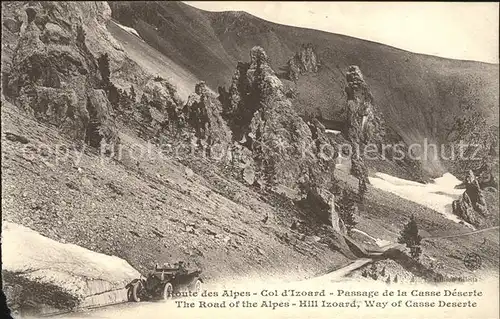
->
[1, 1, 498, 318]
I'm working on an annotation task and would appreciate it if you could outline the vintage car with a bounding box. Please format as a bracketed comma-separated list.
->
[126, 261, 203, 302]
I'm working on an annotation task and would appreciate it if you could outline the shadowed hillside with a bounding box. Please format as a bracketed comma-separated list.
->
[1, 2, 498, 315]
[109, 1, 499, 177]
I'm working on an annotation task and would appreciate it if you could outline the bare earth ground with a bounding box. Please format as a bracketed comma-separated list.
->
[335, 166, 499, 279]
[1, 99, 351, 284]
[3, 93, 498, 288]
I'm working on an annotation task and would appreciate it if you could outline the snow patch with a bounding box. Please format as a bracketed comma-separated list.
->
[368, 172, 474, 229]
[114, 22, 142, 40]
[352, 229, 391, 247]
[2, 222, 140, 298]
[325, 129, 341, 135]
[375, 238, 391, 247]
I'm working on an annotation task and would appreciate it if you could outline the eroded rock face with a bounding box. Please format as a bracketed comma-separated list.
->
[345, 66, 377, 142]
[223, 47, 287, 140]
[344, 65, 380, 190]
[139, 76, 183, 129]
[474, 160, 498, 190]
[286, 43, 319, 81]
[1, 2, 25, 84]
[3, 17, 21, 33]
[85, 89, 119, 148]
[6, 2, 119, 148]
[452, 170, 488, 226]
[183, 82, 232, 153]
[222, 47, 336, 216]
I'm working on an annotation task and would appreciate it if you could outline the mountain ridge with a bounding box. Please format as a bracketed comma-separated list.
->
[109, 1, 498, 178]
[202, 8, 499, 66]
[1, 2, 498, 316]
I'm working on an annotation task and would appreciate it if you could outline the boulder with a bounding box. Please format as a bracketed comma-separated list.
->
[452, 170, 488, 226]
[242, 165, 256, 185]
[3, 17, 21, 33]
[137, 76, 183, 130]
[184, 167, 195, 179]
[304, 235, 321, 243]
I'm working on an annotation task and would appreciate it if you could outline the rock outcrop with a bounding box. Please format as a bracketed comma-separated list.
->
[452, 170, 488, 226]
[137, 76, 183, 129]
[286, 43, 319, 81]
[473, 159, 498, 190]
[5, 2, 121, 148]
[183, 81, 232, 153]
[221, 46, 337, 222]
[344, 65, 381, 194]
[445, 107, 498, 185]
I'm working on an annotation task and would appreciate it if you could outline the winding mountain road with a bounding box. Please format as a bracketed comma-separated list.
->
[423, 226, 499, 240]
[47, 226, 498, 318]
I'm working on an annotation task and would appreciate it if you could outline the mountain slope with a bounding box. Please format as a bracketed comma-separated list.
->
[107, 19, 202, 100]
[2, 2, 498, 315]
[109, 1, 499, 177]
[1, 0, 355, 292]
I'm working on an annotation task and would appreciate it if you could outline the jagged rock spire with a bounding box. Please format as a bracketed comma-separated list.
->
[345, 65, 366, 89]
[249, 46, 269, 66]
[286, 43, 319, 81]
[344, 65, 374, 193]
[184, 82, 232, 151]
[218, 47, 337, 224]
[452, 170, 488, 226]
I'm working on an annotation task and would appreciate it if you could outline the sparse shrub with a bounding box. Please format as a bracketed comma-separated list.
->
[361, 269, 368, 278]
[97, 53, 110, 87]
[84, 96, 100, 148]
[76, 25, 86, 44]
[139, 94, 153, 123]
[338, 190, 358, 234]
[369, 263, 378, 280]
[398, 214, 422, 260]
[119, 90, 133, 111]
[263, 156, 278, 191]
[96, 53, 122, 109]
[153, 75, 164, 82]
[130, 85, 137, 102]
[284, 87, 297, 99]
[358, 178, 367, 202]
[107, 83, 120, 108]
[340, 203, 357, 235]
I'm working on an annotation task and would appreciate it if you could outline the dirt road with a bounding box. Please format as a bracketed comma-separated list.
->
[45, 226, 498, 319]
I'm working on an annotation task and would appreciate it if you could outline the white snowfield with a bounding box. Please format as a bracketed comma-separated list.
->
[2, 222, 140, 308]
[325, 129, 341, 135]
[368, 172, 473, 228]
[351, 228, 391, 247]
[114, 22, 143, 40]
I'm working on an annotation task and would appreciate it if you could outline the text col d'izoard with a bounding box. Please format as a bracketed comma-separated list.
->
[174, 288, 484, 310]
